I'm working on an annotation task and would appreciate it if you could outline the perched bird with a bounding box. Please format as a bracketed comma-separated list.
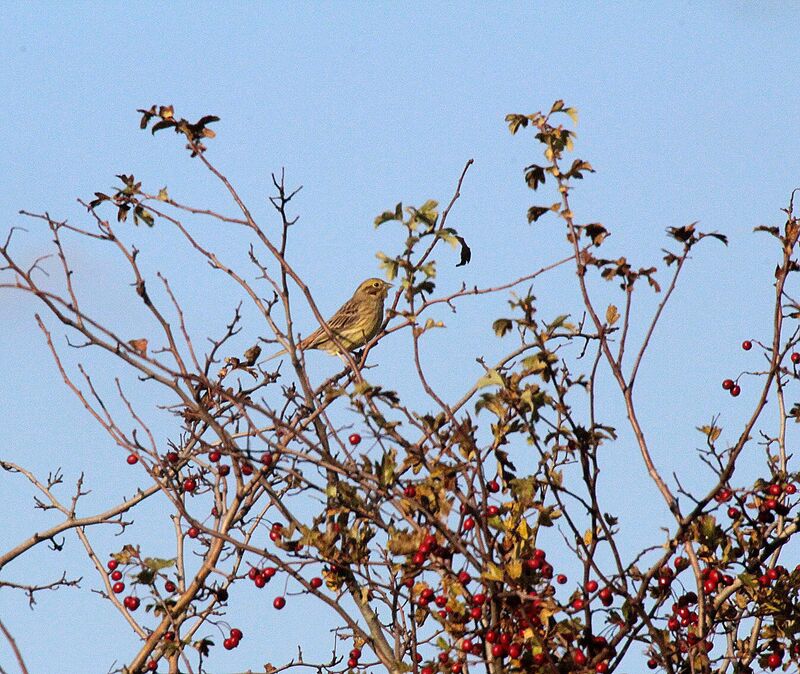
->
[268, 278, 392, 360]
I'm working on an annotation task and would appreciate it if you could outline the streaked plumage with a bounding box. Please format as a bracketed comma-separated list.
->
[268, 278, 392, 359]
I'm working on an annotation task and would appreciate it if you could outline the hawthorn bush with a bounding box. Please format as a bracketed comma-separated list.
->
[1, 102, 799, 674]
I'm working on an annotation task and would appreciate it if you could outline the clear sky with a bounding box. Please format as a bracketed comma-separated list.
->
[2, 3, 800, 672]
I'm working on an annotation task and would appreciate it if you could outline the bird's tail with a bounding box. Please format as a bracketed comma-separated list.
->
[265, 348, 287, 361]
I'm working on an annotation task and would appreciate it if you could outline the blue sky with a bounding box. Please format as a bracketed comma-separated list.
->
[2, 3, 800, 672]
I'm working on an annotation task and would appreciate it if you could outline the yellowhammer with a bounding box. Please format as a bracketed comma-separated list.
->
[268, 278, 392, 359]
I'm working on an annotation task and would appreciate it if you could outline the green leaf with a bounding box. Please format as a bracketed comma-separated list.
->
[505, 114, 529, 135]
[524, 165, 546, 191]
[374, 203, 403, 227]
[376, 252, 399, 281]
[527, 206, 550, 223]
[455, 235, 472, 267]
[492, 318, 513, 337]
[151, 119, 176, 134]
[143, 557, 176, 571]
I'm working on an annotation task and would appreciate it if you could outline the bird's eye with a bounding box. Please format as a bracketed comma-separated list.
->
[373, 281, 381, 288]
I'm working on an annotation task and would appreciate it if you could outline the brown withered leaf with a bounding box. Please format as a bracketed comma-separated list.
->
[128, 338, 148, 355]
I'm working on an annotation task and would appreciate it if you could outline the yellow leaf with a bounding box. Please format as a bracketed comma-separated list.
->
[483, 563, 504, 582]
[606, 304, 619, 325]
[565, 107, 579, 124]
[697, 425, 722, 442]
[517, 518, 529, 540]
[476, 369, 503, 389]
[507, 559, 522, 579]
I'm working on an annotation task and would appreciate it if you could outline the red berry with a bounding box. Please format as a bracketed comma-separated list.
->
[107, 559, 119, 570]
[347, 658, 358, 668]
[462, 517, 475, 531]
[273, 596, 286, 609]
[260, 451, 274, 466]
[435, 595, 448, 608]
[348, 433, 362, 446]
[572, 598, 585, 611]
[485, 629, 497, 643]
[730, 384, 741, 397]
[491, 643, 504, 658]
[715, 487, 732, 502]
[727, 506, 741, 519]
[126, 454, 139, 465]
[792, 352, 800, 364]
[146, 661, 158, 672]
[310, 576, 323, 589]
[187, 527, 200, 539]
[722, 378, 734, 390]
[767, 652, 782, 669]
[166, 451, 179, 463]
[421, 667, 434, 674]
[182, 477, 197, 493]
[350, 648, 361, 659]
[230, 628, 243, 641]
[124, 595, 140, 611]
[599, 587, 613, 605]
[254, 575, 267, 588]
[487, 480, 500, 493]
[112, 581, 125, 594]
[460, 638, 473, 653]
[403, 485, 416, 498]
[165, 580, 177, 593]
[596, 662, 609, 673]
[585, 579, 598, 592]
[786, 482, 797, 494]
[111, 570, 122, 581]
[470, 606, 482, 619]
[486, 505, 500, 517]
[164, 631, 175, 641]
[509, 643, 522, 658]
[768, 483, 782, 496]
[573, 650, 587, 666]
[742, 340, 752, 351]
[556, 573, 567, 584]
[647, 659, 658, 670]
[457, 571, 470, 584]
[223, 637, 236, 650]
[209, 451, 221, 462]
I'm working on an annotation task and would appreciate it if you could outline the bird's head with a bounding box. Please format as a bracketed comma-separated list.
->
[356, 278, 392, 301]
